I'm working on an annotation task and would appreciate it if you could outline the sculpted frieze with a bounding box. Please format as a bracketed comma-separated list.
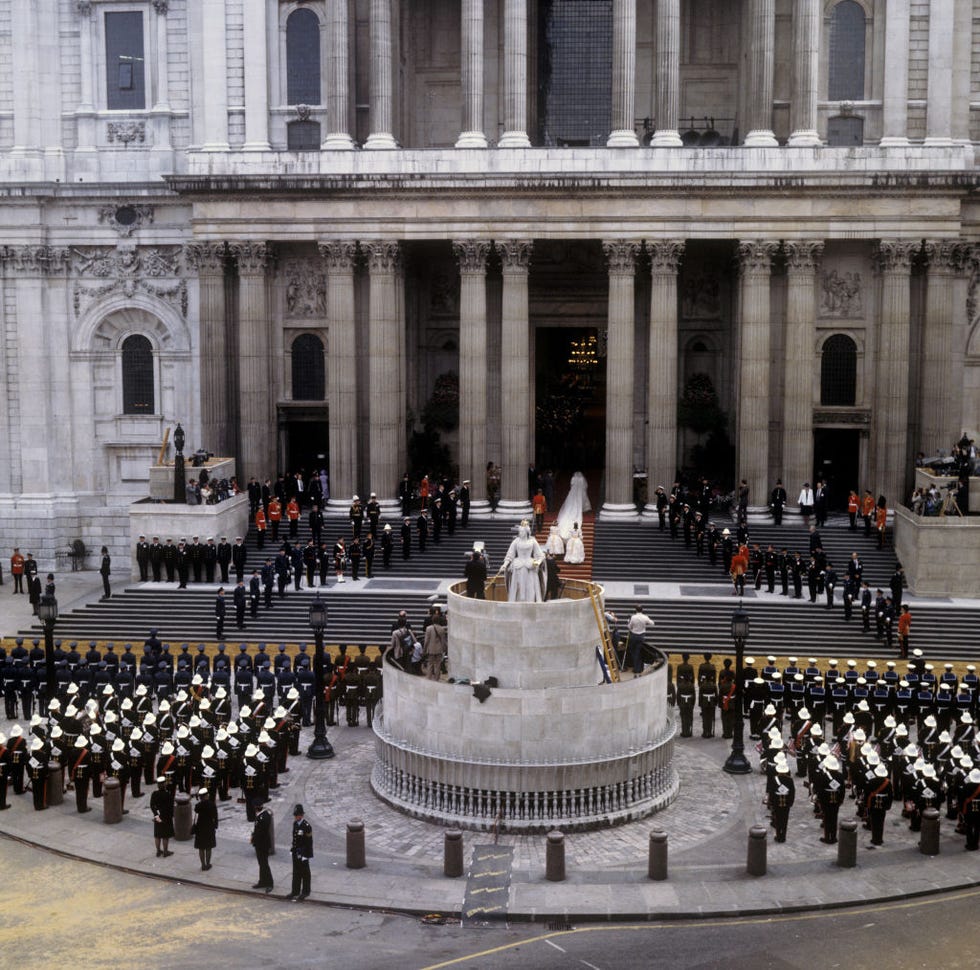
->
[71, 246, 187, 318]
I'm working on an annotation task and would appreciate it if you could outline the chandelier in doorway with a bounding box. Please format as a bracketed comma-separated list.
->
[567, 333, 599, 371]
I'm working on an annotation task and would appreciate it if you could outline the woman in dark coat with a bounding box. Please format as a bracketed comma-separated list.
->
[192, 787, 219, 870]
[150, 777, 175, 857]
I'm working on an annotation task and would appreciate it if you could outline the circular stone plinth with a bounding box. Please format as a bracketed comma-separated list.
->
[372, 580, 676, 831]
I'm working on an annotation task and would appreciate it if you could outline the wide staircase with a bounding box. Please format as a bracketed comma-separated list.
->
[14, 512, 980, 662]
[593, 515, 898, 589]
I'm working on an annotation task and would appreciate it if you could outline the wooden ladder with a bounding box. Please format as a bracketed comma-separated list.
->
[589, 585, 620, 683]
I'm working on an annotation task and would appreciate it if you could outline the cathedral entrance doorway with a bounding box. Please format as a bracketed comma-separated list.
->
[534, 325, 606, 477]
[813, 428, 861, 511]
[280, 407, 329, 478]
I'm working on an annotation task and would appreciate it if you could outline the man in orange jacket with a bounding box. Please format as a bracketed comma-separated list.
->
[286, 498, 300, 539]
[268, 497, 282, 542]
[847, 491, 859, 531]
[255, 506, 267, 549]
[10, 548, 24, 594]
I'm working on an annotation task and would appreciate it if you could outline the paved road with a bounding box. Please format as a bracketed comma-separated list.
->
[4, 837, 980, 970]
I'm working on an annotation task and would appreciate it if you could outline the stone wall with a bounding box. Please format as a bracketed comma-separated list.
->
[894, 505, 980, 596]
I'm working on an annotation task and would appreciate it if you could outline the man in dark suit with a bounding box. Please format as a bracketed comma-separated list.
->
[214, 589, 226, 641]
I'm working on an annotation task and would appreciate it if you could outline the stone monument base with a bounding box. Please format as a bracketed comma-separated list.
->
[894, 505, 980, 596]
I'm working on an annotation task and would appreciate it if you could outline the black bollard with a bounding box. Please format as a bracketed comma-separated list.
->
[444, 829, 464, 878]
[103, 778, 123, 824]
[837, 818, 857, 868]
[648, 830, 668, 881]
[347, 818, 366, 869]
[746, 824, 767, 876]
[545, 830, 566, 882]
[173, 793, 192, 841]
[46, 763, 64, 807]
[920, 807, 941, 856]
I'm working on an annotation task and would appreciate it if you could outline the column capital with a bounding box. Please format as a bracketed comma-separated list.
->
[737, 241, 778, 275]
[364, 240, 401, 272]
[229, 242, 271, 276]
[647, 240, 685, 275]
[318, 241, 358, 273]
[75, 0, 92, 16]
[184, 242, 227, 275]
[2, 245, 70, 275]
[152, 0, 170, 14]
[783, 240, 824, 275]
[602, 240, 640, 275]
[497, 240, 532, 272]
[922, 240, 966, 274]
[452, 240, 491, 274]
[873, 241, 918, 275]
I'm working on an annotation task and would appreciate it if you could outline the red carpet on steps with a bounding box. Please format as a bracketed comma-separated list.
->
[536, 513, 594, 582]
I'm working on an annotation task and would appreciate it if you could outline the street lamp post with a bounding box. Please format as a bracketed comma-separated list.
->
[38, 593, 59, 702]
[173, 422, 185, 504]
[307, 592, 335, 759]
[723, 601, 752, 775]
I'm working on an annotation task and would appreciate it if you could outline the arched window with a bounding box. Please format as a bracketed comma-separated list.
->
[292, 334, 325, 400]
[820, 334, 857, 406]
[286, 8, 321, 106]
[122, 334, 154, 413]
[828, 1, 866, 101]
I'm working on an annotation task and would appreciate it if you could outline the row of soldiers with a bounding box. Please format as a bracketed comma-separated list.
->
[134, 535, 249, 584]
[1, 637, 383, 733]
[671, 651, 980, 741]
[756, 698, 980, 850]
[0, 675, 302, 818]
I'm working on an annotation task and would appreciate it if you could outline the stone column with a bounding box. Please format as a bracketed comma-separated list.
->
[607, 0, 638, 147]
[873, 242, 916, 505]
[230, 243, 272, 481]
[323, 0, 354, 149]
[644, 240, 684, 513]
[498, 241, 533, 514]
[457, 0, 488, 148]
[75, 0, 96, 154]
[319, 242, 359, 509]
[951, 0, 972, 144]
[6, 246, 69, 492]
[365, 0, 397, 149]
[242, 0, 270, 150]
[787, 0, 820, 147]
[743, 0, 778, 147]
[366, 242, 402, 508]
[650, 0, 681, 147]
[499, 0, 531, 148]
[454, 241, 492, 512]
[601, 241, 640, 517]
[880, 0, 910, 146]
[736, 241, 778, 512]
[782, 242, 823, 509]
[11, 0, 40, 154]
[185, 244, 229, 458]
[924, 0, 954, 146]
[919, 241, 959, 454]
[201, 0, 230, 151]
[153, 0, 171, 111]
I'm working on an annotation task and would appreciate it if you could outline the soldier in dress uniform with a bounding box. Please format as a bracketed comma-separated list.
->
[27, 736, 48, 811]
[815, 754, 846, 844]
[959, 768, 980, 850]
[135, 535, 150, 582]
[770, 763, 795, 842]
[675, 654, 696, 738]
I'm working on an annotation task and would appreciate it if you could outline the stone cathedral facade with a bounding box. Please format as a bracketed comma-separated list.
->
[0, 0, 979, 564]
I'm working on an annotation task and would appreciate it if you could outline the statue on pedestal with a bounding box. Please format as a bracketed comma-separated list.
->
[502, 523, 546, 603]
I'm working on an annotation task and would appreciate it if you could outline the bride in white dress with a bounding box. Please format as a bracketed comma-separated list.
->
[544, 525, 564, 556]
[564, 523, 585, 564]
[555, 471, 591, 540]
